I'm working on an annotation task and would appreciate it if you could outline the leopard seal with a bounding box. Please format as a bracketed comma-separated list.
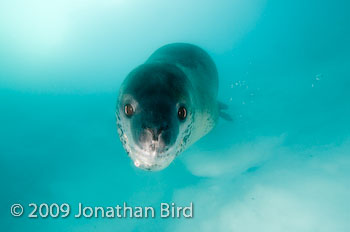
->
[116, 43, 228, 171]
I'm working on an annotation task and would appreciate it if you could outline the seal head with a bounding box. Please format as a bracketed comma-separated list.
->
[116, 63, 193, 171]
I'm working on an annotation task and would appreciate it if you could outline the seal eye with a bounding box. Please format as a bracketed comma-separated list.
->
[124, 104, 134, 117]
[178, 106, 187, 120]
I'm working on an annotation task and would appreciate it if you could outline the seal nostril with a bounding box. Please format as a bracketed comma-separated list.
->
[152, 131, 158, 141]
[143, 128, 158, 141]
[142, 122, 168, 140]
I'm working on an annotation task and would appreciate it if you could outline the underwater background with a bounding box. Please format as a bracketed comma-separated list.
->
[1, 0, 349, 231]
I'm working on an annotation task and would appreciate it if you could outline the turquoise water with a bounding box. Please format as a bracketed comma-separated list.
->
[1, 0, 349, 231]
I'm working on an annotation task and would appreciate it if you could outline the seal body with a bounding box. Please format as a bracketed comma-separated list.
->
[116, 43, 219, 171]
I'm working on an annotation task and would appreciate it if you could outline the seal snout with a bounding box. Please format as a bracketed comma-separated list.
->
[143, 124, 168, 141]
[139, 124, 170, 153]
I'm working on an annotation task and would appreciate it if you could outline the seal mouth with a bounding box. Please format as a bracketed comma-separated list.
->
[144, 140, 168, 154]
[130, 145, 175, 171]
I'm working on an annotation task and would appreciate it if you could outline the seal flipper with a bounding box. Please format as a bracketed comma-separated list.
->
[218, 101, 229, 110]
[218, 101, 233, 121]
[219, 111, 233, 121]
